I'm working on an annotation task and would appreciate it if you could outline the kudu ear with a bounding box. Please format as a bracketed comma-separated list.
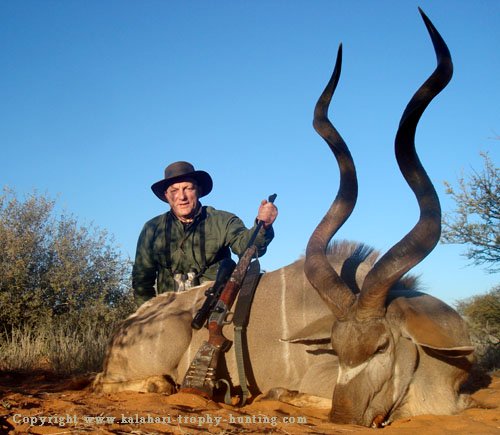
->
[280, 314, 335, 343]
[392, 298, 474, 356]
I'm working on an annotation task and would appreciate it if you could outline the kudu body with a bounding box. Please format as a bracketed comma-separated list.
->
[94, 9, 473, 427]
[93, 244, 367, 400]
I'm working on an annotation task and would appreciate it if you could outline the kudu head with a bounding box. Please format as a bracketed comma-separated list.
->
[305, 9, 458, 426]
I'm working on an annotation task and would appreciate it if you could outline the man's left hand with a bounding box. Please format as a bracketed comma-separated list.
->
[257, 199, 278, 229]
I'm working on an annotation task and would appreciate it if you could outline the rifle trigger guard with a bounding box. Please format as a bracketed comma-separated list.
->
[223, 311, 234, 325]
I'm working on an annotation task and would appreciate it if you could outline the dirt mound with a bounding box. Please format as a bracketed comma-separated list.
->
[1, 371, 498, 434]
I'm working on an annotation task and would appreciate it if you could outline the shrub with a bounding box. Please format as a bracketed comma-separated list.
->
[456, 285, 500, 371]
[0, 188, 135, 331]
[0, 187, 135, 374]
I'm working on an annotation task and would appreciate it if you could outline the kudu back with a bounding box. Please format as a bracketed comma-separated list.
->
[93, 8, 474, 428]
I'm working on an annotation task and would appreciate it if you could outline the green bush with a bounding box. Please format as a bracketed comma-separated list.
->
[0, 187, 135, 374]
[456, 285, 500, 371]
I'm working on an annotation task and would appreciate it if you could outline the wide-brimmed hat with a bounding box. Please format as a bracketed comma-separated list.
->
[151, 161, 213, 202]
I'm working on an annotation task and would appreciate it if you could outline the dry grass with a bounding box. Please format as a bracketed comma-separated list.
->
[0, 327, 45, 372]
[0, 322, 113, 375]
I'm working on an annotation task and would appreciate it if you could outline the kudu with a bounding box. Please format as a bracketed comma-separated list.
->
[305, 8, 474, 426]
[93, 9, 473, 427]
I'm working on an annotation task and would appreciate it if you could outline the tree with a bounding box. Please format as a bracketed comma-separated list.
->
[0, 187, 135, 332]
[442, 151, 499, 273]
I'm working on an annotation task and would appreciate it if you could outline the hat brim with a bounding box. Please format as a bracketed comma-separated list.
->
[151, 170, 213, 202]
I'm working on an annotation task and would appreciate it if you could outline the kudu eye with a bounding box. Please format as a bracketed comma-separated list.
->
[375, 340, 389, 355]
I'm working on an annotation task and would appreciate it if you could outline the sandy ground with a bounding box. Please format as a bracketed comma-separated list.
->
[0, 371, 498, 434]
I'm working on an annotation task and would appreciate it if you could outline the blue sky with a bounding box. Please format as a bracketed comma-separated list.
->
[1, 0, 498, 306]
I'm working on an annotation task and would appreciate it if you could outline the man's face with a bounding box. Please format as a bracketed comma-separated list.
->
[165, 180, 199, 221]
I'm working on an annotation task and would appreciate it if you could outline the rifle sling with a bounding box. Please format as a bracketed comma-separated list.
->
[233, 259, 261, 326]
[232, 259, 262, 405]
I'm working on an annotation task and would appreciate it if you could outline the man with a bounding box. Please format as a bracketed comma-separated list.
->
[132, 161, 278, 306]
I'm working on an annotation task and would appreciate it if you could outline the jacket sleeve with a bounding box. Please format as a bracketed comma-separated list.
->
[132, 221, 158, 306]
[225, 215, 275, 258]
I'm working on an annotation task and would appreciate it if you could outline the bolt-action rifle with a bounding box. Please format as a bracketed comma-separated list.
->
[180, 194, 276, 399]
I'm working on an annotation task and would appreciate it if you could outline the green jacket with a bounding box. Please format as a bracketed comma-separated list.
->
[132, 204, 274, 305]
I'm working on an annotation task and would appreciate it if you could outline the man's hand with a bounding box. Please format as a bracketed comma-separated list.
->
[257, 199, 278, 229]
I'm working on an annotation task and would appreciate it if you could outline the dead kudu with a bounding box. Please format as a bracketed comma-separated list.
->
[93, 9, 473, 427]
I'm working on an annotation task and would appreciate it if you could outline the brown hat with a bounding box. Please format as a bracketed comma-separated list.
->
[151, 161, 213, 202]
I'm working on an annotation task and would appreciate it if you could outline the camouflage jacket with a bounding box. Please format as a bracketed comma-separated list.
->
[132, 205, 274, 305]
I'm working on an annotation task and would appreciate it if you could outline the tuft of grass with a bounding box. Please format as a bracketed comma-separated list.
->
[45, 323, 112, 375]
[0, 322, 114, 375]
[0, 327, 46, 372]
